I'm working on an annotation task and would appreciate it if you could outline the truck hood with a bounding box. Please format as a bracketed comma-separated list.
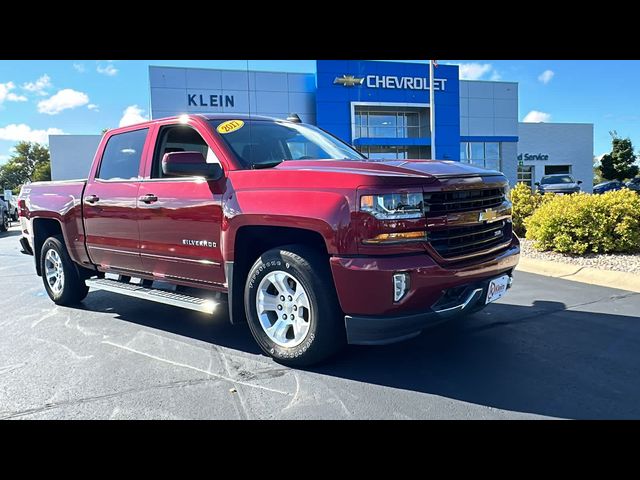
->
[272, 159, 503, 180]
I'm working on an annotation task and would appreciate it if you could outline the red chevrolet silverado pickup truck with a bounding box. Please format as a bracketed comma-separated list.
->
[18, 114, 519, 366]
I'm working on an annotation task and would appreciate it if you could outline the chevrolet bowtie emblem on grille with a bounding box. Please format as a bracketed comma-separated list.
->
[333, 75, 365, 87]
[479, 208, 498, 222]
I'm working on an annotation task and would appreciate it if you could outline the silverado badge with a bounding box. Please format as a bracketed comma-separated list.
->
[183, 239, 217, 248]
[334, 75, 365, 87]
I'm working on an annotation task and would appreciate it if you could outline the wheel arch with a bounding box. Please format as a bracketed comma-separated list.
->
[226, 224, 331, 325]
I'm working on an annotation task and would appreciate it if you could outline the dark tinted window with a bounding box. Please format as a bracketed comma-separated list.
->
[541, 175, 574, 184]
[209, 119, 364, 169]
[97, 128, 148, 180]
[152, 125, 214, 178]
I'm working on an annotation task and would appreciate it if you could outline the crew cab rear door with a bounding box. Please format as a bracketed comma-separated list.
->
[83, 127, 150, 273]
[136, 120, 226, 287]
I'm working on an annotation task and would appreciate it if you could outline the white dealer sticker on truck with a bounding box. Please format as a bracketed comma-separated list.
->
[486, 275, 510, 304]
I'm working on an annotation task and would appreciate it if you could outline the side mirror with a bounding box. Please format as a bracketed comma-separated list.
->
[534, 182, 540, 186]
[577, 180, 583, 185]
[162, 151, 223, 180]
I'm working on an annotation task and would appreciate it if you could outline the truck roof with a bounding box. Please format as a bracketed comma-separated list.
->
[106, 114, 298, 134]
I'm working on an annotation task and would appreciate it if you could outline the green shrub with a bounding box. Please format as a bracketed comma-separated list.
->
[509, 182, 551, 236]
[525, 189, 640, 254]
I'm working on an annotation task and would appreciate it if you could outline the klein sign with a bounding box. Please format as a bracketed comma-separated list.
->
[187, 93, 235, 108]
[334, 74, 447, 91]
[518, 153, 549, 162]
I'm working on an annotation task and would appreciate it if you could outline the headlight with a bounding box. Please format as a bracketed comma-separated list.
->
[360, 192, 424, 220]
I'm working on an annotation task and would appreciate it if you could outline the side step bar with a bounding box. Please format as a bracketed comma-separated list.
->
[86, 278, 218, 314]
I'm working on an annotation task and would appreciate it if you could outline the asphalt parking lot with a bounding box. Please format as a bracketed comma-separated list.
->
[1, 224, 639, 419]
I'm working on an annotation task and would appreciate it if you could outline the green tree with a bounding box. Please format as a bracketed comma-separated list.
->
[599, 132, 639, 181]
[0, 142, 51, 192]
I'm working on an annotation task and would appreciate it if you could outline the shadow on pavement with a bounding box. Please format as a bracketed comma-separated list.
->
[79, 292, 640, 419]
[0, 229, 22, 238]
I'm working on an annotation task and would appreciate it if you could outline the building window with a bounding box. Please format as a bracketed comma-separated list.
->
[517, 165, 535, 188]
[354, 105, 429, 139]
[460, 142, 503, 171]
[544, 165, 572, 175]
[359, 145, 431, 160]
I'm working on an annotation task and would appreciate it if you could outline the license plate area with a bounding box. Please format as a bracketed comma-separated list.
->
[486, 274, 510, 304]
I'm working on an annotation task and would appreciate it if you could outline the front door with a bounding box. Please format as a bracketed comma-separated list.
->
[137, 124, 225, 287]
[83, 127, 149, 273]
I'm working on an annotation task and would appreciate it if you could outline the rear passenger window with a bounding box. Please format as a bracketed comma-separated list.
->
[97, 128, 148, 180]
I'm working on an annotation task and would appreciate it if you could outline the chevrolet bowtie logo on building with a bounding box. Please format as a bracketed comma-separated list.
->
[479, 208, 498, 222]
[333, 75, 365, 87]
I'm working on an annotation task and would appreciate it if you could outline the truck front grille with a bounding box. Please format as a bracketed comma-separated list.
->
[424, 187, 505, 214]
[429, 220, 510, 259]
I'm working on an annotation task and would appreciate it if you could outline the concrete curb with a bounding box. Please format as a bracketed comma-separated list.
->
[516, 257, 640, 293]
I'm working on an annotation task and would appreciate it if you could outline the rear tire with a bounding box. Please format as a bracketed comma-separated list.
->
[0, 212, 7, 232]
[40, 235, 89, 305]
[244, 245, 345, 367]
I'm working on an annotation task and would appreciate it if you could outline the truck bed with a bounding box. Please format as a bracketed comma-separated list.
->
[21, 179, 88, 266]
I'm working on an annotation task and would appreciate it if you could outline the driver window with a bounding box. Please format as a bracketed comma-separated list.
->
[153, 125, 220, 178]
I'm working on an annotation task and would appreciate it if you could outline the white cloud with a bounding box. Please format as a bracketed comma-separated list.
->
[7, 92, 27, 102]
[523, 110, 552, 123]
[0, 124, 65, 143]
[458, 63, 493, 80]
[97, 62, 118, 76]
[73, 63, 86, 73]
[22, 74, 52, 96]
[87, 103, 99, 111]
[490, 70, 502, 81]
[538, 69, 555, 85]
[0, 81, 28, 104]
[37, 89, 89, 115]
[119, 105, 148, 127]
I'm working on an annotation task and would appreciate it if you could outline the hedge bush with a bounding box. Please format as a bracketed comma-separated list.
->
[509, 182, 551, 236]
[525, 189, 640, 254]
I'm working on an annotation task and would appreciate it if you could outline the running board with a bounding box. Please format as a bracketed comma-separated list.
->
[86, 278, 218, 314]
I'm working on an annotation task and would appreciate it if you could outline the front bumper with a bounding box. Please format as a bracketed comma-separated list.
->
[330, 235, 520, 345]
[344, 276, 511, 345]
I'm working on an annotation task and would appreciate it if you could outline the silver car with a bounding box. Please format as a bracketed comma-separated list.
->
[535, 174, 583, 194]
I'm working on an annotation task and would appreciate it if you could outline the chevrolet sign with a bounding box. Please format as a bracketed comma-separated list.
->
[333, 75, 365, 87]
[334, 74, 447, 91]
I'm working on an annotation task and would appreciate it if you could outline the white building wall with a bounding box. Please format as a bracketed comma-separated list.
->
[49, 135, 102, 181]
[460, 80, 518, 136]
[149, 66, 317, 124]
[518, 123, 594, 192]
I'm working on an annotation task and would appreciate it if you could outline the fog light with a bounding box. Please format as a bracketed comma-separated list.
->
[393, 273, 410, 302]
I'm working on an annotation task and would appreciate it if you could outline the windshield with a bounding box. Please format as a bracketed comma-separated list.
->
[210, 119, 365, 168]
[541, 175, 574, 184]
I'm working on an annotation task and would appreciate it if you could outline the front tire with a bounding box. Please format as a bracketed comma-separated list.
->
[0, 212, 7, 232]
[40, 235, 89, 305]
[244, 245, 345, 367]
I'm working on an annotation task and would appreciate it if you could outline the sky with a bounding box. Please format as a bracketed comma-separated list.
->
[1, 59, 639, 165]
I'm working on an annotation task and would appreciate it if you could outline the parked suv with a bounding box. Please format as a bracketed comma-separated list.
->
[0, 197, 8, 232]
[535, 174, 582, 194]
[626, 177, 640, 193]
[0, 194, 18, 221]
[593, 179, 625, 194]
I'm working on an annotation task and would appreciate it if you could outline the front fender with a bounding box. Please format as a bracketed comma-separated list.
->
[221, 189, 356, 260]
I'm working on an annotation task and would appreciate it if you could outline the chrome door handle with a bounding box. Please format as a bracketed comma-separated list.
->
[139, 194, 158, 204]
[85, 195, 100, 204]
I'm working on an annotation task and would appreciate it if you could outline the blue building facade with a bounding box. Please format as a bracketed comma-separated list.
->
[316, 60, 462, 161]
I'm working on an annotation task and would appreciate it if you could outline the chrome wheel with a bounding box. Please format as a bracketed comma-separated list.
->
[256, 270, 312, 348]
[44, 248, 65, 295]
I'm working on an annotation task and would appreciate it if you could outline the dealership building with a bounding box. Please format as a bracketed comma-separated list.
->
[50, 60, 594, 190]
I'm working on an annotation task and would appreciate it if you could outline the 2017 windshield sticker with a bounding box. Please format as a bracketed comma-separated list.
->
[217, 120, 244, 134]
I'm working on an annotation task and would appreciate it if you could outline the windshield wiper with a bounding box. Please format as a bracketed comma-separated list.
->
[252, 161, 283, 170]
